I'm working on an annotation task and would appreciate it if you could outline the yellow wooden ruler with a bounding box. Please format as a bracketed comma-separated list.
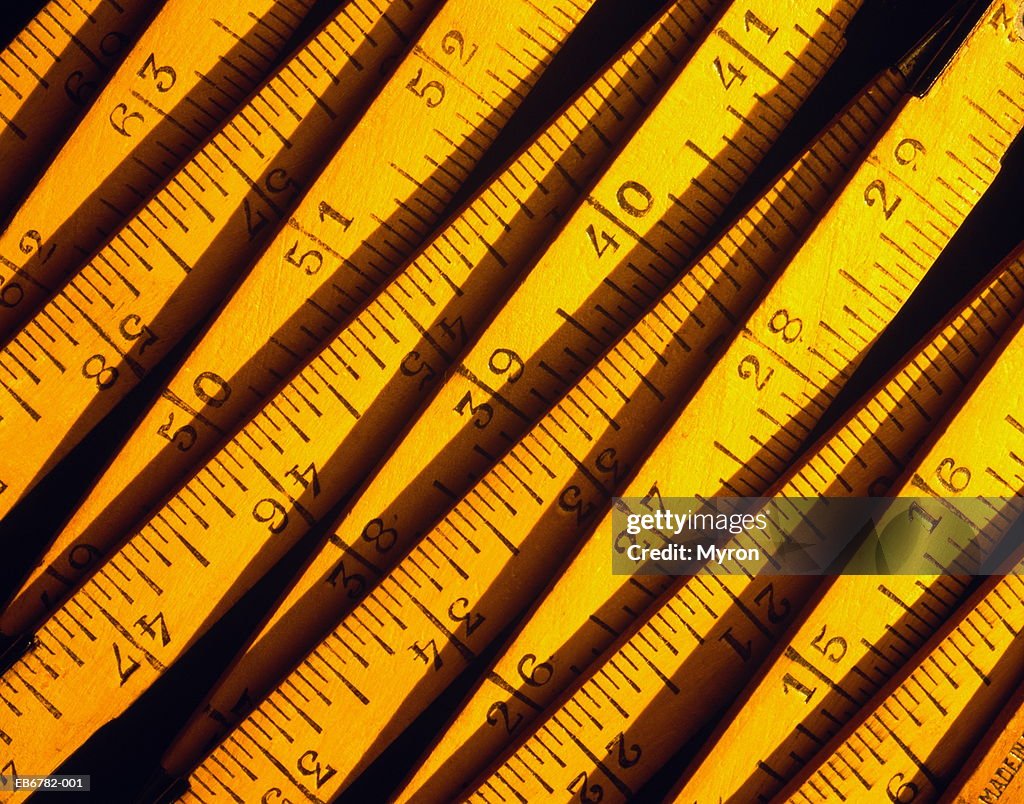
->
[172, 4, 1024, 801]
[175, 43, 903, 799]
[0, 0, 602, 789]
[101, 0, 871, 795]
[0, 0, 315, 342]
[778, 559, 1024, 802]
[391, 66, 916, 803]
[0, 0, 155, 217]
[0, 3, 1012, 803]
[231, 1, 856, 696]
[469, 246, 1024, 802]
[150, 0, 727, 782]
[940, 678, 1024, 803]
[0, 0, 445, 523]
[0, 0, 598, 604]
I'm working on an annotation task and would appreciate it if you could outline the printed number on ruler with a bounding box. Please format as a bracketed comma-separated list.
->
[157, 0, 724, 777]
[0, 0, 598, 622]
[0, 0, 598, 790]
[0, 0, 442, 522]
[0, 0, 154, 215]
[0, 0, 316, 341]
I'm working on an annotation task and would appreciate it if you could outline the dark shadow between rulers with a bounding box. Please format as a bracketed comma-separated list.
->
[5, 0, 1017, 802]
[0, 7, 328, 342]
[0, 0, 449, 606]
[0, 0, 674, 661]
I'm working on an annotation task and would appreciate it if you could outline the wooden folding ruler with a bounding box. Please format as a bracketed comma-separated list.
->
[172, 1, 1024, 802]
[0, 0, 155, 217]
[0, 0, 316, 342]
[0, 0, 607, 789]
[0, 0, 449, 529]
[0, 1, 1019, 802]
[172, 2, 1024, 802]
[174, 18, 903, 799]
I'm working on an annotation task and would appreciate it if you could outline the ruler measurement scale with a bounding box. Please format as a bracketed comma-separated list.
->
[0, 0, 447, 523]
[0, 0, 155, 217]
[392, 65, 908, 802]
[940, 678, 1024, 802]
[0, 0, 596, 605]
[257, 0, 856, 657]
[782, 558, 1024, 803]
[177, 0, 859, 766]
[215, 54, 907, 804]
[170, 4, 981, 801]
[0, 0, 316, 342]
[156, 0, 721, 780]
[0, 0, 602, 787]
[447, 4, 1024, 799]
[471, 246, 1024, 804]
